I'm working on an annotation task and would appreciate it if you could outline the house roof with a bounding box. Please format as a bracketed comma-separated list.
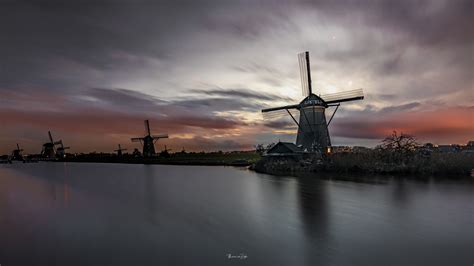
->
[267, 142, 302, 154]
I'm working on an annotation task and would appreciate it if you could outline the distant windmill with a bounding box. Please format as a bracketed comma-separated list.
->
[131, 120, 168, 157]
[262, 51, 364, 153]
[42, 131, 57, 158]
[11, 143, 24, 161]
[160, 145, 172, 158]
[42, 131, 69, 158]
[55, 139, 70, 158]
[114, 144, 127, 156]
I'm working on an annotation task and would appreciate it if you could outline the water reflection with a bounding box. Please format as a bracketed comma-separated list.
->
[296, 177, 332, 265]
[144, 165, 158, 224]
[49, 162, 70, 207]
[297, 177, 329, 241]
[1, 164, 473, 266]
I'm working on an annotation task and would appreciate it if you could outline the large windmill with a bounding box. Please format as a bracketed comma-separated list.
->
[131, 120, 168, 157]
[262, 51, 364, 153]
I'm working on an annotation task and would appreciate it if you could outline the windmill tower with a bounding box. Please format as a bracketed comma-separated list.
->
[11, 143, 24, 161]
[262, 51, 364, 153]
[114, 144, 127, 156]
[55, 139, 70, 158]
[131, 120, 168, 157]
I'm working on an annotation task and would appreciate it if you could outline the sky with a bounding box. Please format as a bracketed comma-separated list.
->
[0, 0, 473, 154]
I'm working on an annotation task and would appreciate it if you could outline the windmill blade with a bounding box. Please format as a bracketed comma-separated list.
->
[131, 137, 143, 142]
[152, 134, 168, 139]
[48, 131, 54, 143]
[63, 147, 70, 150]
[262, 109, 289, 120]
[262, 108, 300, 124]
[298, 51, 312, 96]
[262, 104, 299, 113]
[16, 143, 20, 150]
[54, 140, 63, 146]
[321, 88, 364, 104]
[144, 120, 151, 136]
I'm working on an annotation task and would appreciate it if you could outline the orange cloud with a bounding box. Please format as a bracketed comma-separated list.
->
[332, 106, 473, 144]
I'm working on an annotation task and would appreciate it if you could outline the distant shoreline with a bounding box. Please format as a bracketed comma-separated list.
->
[56, 157, 253, 167]
[4, 152, 472, 179]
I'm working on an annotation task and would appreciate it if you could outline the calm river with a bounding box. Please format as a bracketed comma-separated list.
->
[0, 163, 472, 266]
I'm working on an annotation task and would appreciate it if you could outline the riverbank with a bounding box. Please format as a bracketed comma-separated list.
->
[57, 152, 261, 166]
[251, 152, 474, 178]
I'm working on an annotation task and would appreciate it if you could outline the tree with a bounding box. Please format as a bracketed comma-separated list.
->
[255, 144, 265, 155]
[255, 143, 276, 155]
[377, 131, 419, 163]
[380, 131, 418, 152]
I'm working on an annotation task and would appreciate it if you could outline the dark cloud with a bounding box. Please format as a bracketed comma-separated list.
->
[304, 0, 474, 47]
[191, 88, 291, 102]
[0, 0, 472, 152]
[379, 102, 421, 113]
[263, 119, 295, 130]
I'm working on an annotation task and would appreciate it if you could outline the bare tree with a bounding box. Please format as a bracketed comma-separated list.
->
[255, 144, 265, 155]
[380, 131, 419, 152]
[378, 131, 419, 163]
[255, 143, 276, 155]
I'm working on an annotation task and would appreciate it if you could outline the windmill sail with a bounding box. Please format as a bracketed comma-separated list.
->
[152, 134, 169, 139]
[262, 108, 299, 120]
[320, 89, 364, 104]
[145, 120, 151, 136]
[298, 51, 312, 97]
[261, 104, 299, 113]
[48, 131, 54, 143]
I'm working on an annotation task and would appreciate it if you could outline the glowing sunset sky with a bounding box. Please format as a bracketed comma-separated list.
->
[0, 0, 473, 154]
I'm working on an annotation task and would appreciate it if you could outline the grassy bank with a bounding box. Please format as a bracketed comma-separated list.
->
[325, 152, 473, 176]
[252, 151, 474, 177]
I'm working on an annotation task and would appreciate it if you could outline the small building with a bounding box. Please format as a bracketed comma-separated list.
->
[265, 142, 302, 156]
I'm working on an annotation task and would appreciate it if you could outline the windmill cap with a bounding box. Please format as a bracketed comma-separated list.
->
[299, 94, 327, 107]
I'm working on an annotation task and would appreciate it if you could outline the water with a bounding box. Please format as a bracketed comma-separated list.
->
[0, 163, 472, 266]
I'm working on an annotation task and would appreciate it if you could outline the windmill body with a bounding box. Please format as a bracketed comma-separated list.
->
[296, 94, 331, 151]
[131, 120, 168, 157]
[262, 51, 364, 153]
